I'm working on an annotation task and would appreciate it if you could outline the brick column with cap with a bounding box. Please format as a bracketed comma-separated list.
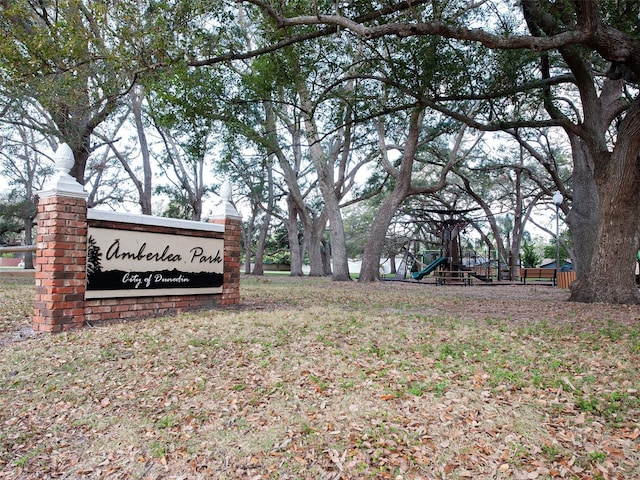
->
[210, 180, 242, 305]
[33, 144, 88, 332]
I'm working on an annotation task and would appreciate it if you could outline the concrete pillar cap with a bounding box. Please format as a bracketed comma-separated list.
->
[38, 143, 88, 199]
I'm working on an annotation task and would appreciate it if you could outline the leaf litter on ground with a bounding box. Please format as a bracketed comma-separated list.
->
[0, 276, 639, 479]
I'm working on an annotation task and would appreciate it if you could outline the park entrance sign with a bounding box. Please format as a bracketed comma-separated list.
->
[85, 211, 225, 299]
[33, 143, 241, 332]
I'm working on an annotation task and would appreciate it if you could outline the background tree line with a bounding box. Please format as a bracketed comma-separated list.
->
[1, 0, 637, 304]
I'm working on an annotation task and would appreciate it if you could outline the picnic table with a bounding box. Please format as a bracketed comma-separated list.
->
[434, 270, 472, 286]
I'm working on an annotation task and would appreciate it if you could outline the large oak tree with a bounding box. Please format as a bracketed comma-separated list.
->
[0, 0, 223, 184]
[244, 0, 640, 304]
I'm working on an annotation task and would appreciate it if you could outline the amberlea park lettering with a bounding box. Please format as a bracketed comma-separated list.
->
[85, 226, 225, 298]
[105, 239, 222, 264]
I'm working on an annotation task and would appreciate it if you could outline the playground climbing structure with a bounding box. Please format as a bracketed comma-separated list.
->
[394, 219, 496, 283]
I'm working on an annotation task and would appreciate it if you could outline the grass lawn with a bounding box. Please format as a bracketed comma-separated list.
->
[0, 276, 639, 479]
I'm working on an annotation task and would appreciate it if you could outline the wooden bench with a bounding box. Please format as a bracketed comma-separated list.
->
[435, 270, 472, 286]
[519, 268, 557, 286]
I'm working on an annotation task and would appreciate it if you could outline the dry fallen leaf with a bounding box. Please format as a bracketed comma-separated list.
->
[1, 279, 640, 479]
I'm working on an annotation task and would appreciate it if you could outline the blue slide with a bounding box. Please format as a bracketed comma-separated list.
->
[411, 257, 448, 280]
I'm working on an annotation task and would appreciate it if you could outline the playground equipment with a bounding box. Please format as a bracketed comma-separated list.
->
[394, 219, 496, 283]
[412, 256, 448, 280]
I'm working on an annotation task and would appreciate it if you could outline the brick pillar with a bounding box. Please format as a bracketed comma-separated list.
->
[211, 180, 242, 305]
[33, 144, 88, 332]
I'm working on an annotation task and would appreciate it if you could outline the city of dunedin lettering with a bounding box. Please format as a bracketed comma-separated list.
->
[86, 227, 224, 299]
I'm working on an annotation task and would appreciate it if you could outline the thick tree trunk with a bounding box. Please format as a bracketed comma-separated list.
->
[570, 108, 640, 304]
[321, 238, 332, 276]
[286, 198, 305, 277]
[306, 219, 327, 276]
[565, 136, 599, 278]
[569, 186, 640, 303]
[252, 212, 271, 276]
[359, 190, 407, 282]
[324, 195, 351, 280]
